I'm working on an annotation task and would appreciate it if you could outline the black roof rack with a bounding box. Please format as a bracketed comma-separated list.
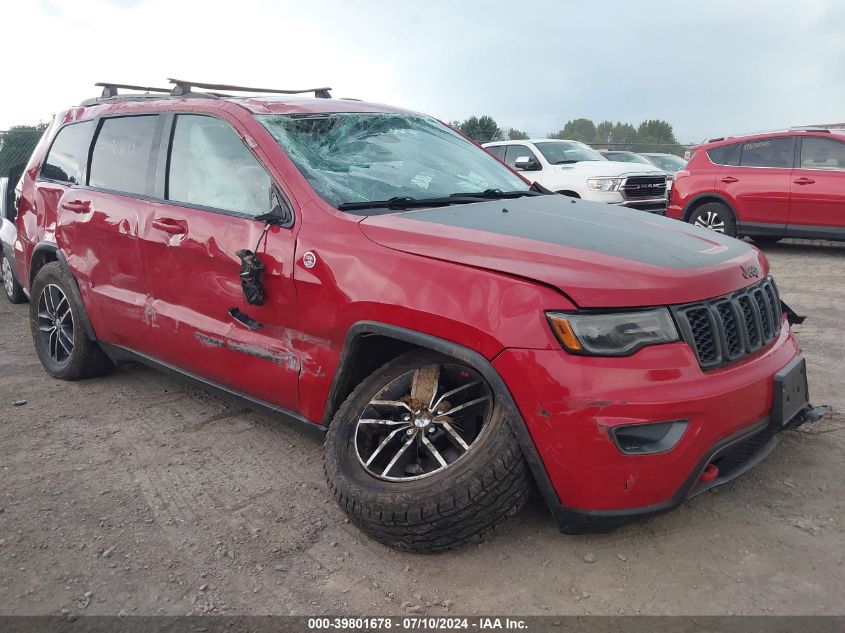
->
[95, 82, 172, 98]
[167, 78, 332, 99]
[81, 79, 334, 107]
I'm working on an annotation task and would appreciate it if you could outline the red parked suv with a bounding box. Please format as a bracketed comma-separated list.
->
[12, 80, 826, 551]
[668, 127, 845, 243]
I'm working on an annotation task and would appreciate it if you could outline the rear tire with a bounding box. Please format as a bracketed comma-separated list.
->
[688, 201, 737, 237]
[2, 254, 26, 304]
[324, 349, 532, 552]
[29, 262, 113, 380]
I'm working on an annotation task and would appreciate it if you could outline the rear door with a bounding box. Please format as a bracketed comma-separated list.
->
[716, 136, 794, 230]
[789, 136, 845, 238]
[138, 112, 301, 411]
[56, 114, 163, 347]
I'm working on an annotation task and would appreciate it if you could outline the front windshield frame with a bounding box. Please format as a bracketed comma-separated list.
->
[256, 112, 529, 213]
[533, 141, 605, 164]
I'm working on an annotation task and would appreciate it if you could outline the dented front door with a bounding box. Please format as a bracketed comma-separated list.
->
[138, 113, 301, 411]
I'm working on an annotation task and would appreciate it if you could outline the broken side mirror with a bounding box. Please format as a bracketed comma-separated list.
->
[255, 190, 293, 226]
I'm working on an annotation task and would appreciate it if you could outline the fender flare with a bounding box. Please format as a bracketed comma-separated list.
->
[323, 321, 563, 515]
[682, 192, 737, 223]
[30, 242, 97, 341]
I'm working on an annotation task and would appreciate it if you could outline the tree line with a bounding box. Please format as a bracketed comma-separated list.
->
[0, 124, 47, 178]
[453, 115, 685, 156]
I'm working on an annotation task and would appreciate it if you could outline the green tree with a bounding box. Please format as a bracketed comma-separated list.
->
[0, 124, 47, 177]
[456, 115, 502, 143]
[506, 127, 529, 140]
[636, 119, 682, 154]
[548, 118, 596, 144]
[610, 122, 639, 149]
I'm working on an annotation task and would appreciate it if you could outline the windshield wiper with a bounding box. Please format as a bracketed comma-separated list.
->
[553, 160, 579, 164]
[449, 188, 541, 200]
[337, 195, 489, 211]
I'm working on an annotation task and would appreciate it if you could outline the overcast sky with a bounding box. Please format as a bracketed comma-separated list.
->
[2, 0, 843, 141]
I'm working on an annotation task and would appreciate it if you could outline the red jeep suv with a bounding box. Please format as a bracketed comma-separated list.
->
[12, 80, 825, 551]
[668, 128, 845, 243]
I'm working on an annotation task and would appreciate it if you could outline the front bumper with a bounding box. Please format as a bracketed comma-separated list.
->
[494, 318, 820, 526]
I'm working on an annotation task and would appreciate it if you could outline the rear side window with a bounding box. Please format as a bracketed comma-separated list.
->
[706, 143, 736, 165]
[739, 137, 794, 168]
[89, 115, 159, 195]
[800, 137, 845, 170]
[40, 121, 96, 184]
[167, 115, 274, 216]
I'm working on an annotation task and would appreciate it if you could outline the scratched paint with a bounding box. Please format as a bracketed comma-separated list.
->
[193, 329, 296, 367]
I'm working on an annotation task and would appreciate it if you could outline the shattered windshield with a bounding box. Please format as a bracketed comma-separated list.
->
[258, 112, 528, 211]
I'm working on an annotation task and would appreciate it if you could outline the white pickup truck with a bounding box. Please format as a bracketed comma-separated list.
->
[483, 139, 668, 213]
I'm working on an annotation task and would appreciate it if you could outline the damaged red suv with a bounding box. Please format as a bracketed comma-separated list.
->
[13, 80, 826, 551]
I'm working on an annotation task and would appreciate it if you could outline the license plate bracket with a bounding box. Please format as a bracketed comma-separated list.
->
[772, 356, 809, 427]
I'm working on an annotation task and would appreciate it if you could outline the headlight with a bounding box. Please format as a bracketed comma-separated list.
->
[587, 177, 622, 192]
[547, 309, 679, 356]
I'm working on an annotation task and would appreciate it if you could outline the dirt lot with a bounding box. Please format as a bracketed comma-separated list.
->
[1, 240, 843, 617]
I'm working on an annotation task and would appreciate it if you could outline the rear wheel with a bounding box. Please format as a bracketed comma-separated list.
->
[29, 262, 112, 380]
[324, 349, 532, 551]
[2, 254, 26, 304]
[689, 201, 737, 237]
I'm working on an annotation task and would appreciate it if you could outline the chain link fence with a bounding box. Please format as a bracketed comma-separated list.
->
[0, 126, 46, 181]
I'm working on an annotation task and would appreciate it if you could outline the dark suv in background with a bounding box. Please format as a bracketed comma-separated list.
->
[668, 128, 845, 243]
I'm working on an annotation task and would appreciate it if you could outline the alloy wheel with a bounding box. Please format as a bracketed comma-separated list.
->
[354, 363, 493, 481]
[693, 210, 726, 233]
[2, 257, 13, 298]
[36, 284, 74, 363]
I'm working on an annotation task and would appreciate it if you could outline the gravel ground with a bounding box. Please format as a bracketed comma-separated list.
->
[0, 239, 843, 617]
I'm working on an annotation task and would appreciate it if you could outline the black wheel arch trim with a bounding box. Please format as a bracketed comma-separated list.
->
[682, 192, 737, 223]
[30, 242, 97, 341]
[323, 321, 565, 516]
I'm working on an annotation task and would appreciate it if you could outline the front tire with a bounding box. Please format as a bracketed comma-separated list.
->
[29, 262, 112, 380]
[2, 254, 26, 304]
[689, 201, 737, 237]
[324, 350, 532, 551]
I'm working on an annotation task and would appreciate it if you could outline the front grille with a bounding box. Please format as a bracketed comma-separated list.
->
[621, 176, 667, 200]
[672, 277, 782, 369]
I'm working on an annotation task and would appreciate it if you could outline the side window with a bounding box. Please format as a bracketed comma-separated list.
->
[706, 143, 736, 165]
[486, 145, 506, 160]
[503, 144, 539, 169]
[167, 115, 274, 216]
[800, 137, 845, 171]
[739, 137, 794, 168]
[40, 120, 96, 184]
[89, 115, 159, 195]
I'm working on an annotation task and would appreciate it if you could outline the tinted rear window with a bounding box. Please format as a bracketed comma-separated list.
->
[40, 121, 96, 184]
[89, 115, 159, 195]
[706, 143, 736, 165]
[739, 137, 794, 168]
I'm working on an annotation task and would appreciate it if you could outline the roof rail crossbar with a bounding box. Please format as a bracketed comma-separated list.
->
[789, 126, 831, 133]
[167, 78, 332, 99]
[95, 82, 172, 98]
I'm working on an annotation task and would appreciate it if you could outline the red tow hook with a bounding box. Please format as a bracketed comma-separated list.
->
[699, 463, 719, 483]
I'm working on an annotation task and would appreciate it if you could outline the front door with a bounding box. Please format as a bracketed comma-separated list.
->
[789, 136, 845, 238]
[138, 113, 301, 411]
